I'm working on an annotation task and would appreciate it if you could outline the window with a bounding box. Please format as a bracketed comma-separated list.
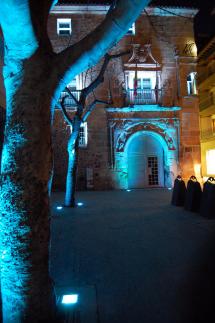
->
[206, 149, 215, 175]
[212, 115, 215, 133]
[126, 23, 135, 35]
[134, 78, 152, 99]
[67, 78, 77, 90]
[141, 78, 152, 90]
[125, 71, 158, 90]
[148, 156, 159, 186]
[187, 72, 197, 95]
[79, 122, 88, 147]
[57, 18, 72, 35]
[69, 122, 88, 148]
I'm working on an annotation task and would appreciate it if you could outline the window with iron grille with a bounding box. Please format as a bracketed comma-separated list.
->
[79, 122, 88, 148]
[69, 122, 88, 148]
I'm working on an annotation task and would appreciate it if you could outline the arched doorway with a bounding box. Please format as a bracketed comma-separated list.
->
[127, 132, 164, 188]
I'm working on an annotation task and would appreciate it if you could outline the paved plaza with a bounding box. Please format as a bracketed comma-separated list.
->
[50, 189, 215, 323]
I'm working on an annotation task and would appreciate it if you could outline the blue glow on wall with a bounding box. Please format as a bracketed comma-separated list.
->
[126, 132, 164, 188]
[106, 105, 181, 113]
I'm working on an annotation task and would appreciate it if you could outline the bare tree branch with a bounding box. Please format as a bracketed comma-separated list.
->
[83, 99, 109, 122]
[60, 96, 73, 126]
[60, 50, 128, 127]
[60, 50, 126, 128]
[65, 87, 80, 107]
[80, 51, 130, 103]
[53, 0, 150, 96]
[109, 0, 117, 12]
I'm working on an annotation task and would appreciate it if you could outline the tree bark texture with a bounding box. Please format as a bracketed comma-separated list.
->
[0, 51, 56, 322]
[65, 117, 81, 207]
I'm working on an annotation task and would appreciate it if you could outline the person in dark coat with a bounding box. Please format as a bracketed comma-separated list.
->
[200, 177, 215, 218]
[184, 176, 202, 212]
[171, 175, 186, 206]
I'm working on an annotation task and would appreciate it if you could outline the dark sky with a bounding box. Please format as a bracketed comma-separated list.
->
[194, 1, 215, 50]
[150, 0, 215, 49]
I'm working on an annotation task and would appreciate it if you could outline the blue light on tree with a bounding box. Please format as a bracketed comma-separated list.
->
[0, 0, 151, 320]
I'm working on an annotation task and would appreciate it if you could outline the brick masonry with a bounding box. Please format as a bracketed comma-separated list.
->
[49, 7, 201, 191]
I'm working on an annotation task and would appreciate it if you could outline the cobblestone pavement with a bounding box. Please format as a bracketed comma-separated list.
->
[50, 189, 215, 323]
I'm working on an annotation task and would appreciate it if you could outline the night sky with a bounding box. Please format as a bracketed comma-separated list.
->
[193, 0, 214, 50]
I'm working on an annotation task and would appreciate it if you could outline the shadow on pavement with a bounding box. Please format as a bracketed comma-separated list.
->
[178, 233, 215, 323]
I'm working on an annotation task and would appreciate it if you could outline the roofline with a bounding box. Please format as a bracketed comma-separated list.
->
[51, 5, 198, 17]
[198, 35, 215, 60]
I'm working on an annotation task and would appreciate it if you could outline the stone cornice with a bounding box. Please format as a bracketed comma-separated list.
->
[106, 105, 181, 113]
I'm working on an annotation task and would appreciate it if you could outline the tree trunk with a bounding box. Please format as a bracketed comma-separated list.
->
[64, 117, 81, 207]
[0, 0, 150, 319]
[0, 52, 57, 322]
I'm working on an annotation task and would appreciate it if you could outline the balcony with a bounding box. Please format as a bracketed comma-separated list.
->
[198, 67, 215, 87]
[58, 88, 163, 108]
[59, 89, 81, 108]
[199, 96, 215, 111]
[125, 89, 162, 105]
[201, 128, 215, 140]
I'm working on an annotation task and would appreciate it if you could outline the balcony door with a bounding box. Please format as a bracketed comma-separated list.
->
[127, 133, 164, 188]
[126, 71, 157, 90]
[135, 77, 152, 99]
[125, 70, 160, 105]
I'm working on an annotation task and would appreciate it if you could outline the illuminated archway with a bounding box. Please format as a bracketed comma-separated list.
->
[125, 131, 168, 188]
[115, 129, 178, 189]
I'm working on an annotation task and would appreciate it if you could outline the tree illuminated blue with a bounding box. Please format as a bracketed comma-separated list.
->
[0, 0, 150, 321]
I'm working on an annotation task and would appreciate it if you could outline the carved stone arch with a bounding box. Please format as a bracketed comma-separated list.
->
[116, 122, 175, 153]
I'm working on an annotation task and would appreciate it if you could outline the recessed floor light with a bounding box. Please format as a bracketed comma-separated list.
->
[77, 202, 84, 206]
[61, 294, 79, 305]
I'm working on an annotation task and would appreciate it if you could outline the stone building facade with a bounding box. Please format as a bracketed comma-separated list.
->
[49, 2, 201, 191]
[198, 36, 215, 180]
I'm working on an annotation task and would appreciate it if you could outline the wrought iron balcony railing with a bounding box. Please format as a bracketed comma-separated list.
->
[59, 89, 81, 107]
[201, 128, 215, 140]
[199, 96, 215, 111]
[125, 89, 162, 105]
[58, 88, 163, 108]
[198, 67, 215, 85]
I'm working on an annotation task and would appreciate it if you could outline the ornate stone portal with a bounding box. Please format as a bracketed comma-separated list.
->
[107, 106, 180, 189]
